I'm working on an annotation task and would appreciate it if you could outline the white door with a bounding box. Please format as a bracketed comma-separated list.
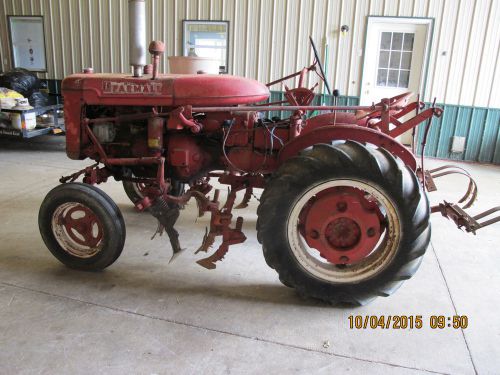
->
[360, 17, 433, 144]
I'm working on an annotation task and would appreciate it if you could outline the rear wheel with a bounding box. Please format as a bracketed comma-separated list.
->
[257, 141, 430, 305]
[39, 183, 126, 270]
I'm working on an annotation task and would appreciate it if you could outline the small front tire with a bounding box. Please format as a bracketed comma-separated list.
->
[39, 182, 126, 270]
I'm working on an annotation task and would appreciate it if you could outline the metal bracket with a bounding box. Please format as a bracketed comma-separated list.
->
[433, 201, 500, 234]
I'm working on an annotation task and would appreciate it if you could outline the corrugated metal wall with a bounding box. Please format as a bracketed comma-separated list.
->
[416, 104, 500, 164]
[1, 0, 499, 108]
[0, 0, 498, 163]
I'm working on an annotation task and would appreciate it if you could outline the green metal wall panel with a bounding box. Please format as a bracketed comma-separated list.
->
[423, 106, 443, 158]
[464, 108, 488, 161]
[269, 92, 499, 165]
[267, 91, 359, 120]
[436, 106, 458, 158]
[449, 107, 474, 161]
[479, 110, 500, 163]
[494, 122, 500, 164]
[404, 104, 500, 164]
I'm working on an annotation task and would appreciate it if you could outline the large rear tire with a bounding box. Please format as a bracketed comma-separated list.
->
[257, 141, 430, 305]
[39, 183, 126, 270]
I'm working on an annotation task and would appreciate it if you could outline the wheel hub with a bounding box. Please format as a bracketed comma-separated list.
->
[302, 187, 383, 265]
[325, 217, 361, 249]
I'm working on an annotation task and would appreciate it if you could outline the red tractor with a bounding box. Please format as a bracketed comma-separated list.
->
[38, 30, 499, 305]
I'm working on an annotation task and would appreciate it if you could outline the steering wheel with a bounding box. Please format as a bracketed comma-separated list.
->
[309, 36, 332, 95]
[355, 92, 413, 120]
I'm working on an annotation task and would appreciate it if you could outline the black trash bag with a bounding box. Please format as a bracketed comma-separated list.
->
[0, 68, 41, 97]
[29, 91, 48, 107]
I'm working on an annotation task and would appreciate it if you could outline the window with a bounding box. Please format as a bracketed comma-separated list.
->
[8, 16, 47, 72]
[376, 32, 414, 88]
[182, 21, 229, 73]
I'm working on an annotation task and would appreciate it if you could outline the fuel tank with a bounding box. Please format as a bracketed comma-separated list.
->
[62, 73, 270, 107]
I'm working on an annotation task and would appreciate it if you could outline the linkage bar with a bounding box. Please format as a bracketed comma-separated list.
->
[433, 201, 500, 234]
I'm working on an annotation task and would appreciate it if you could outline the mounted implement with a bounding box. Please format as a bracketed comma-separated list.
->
[38, 5, 499, 305]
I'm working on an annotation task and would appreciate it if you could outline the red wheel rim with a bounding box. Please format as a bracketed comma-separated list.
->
[52, 202, 104, 258]
[300, 186, 383, 265]
[288, 179, 401, 284]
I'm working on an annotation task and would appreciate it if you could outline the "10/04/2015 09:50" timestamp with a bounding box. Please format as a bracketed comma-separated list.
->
[348, 315, 469, 329]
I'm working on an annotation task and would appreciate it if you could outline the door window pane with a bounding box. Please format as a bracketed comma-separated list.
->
[403, 33, 414, 51]
[392, 33, 403, 50]
[380, 32, 392, 49]
[389, 51, 401, 69]
[379, 51, 390, 68]
[398, 70, 410, 88]
[376, 31, 414, 88]
[388, 69, 399, 87]
[401, 52, 412, 69]
[377, 69, 388, 86]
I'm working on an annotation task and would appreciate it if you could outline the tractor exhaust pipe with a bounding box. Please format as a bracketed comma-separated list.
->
[129, 0, 146, 77]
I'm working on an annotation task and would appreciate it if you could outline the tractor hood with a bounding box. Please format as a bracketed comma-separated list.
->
[62, 73, 270, 107]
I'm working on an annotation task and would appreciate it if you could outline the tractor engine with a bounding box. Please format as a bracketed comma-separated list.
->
[70, 101, 295, 183]
[61, 69, 271, 184]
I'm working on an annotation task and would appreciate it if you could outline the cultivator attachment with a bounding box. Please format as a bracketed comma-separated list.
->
[148, 197, 183, 263]
[234, 186, 254, 209]
[421, 165, 500, 234]
[423, 165, 478, 208]
[132, 174, 254, 269]
[433, 202, 500, 234]
[193, 184, 247, 269]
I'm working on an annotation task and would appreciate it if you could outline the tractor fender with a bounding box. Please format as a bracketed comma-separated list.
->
[302, 112, 361, 133]
[278, 125, 417, 171]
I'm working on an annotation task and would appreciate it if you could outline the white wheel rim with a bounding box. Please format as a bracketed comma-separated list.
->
[286, 179, 401, 284]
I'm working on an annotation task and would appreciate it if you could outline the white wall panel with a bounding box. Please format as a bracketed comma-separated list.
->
[0, 0, 498, 108]
[444, 0, 474, 104]
[474, 0, 500, 108]
[458, 0, 489, 106]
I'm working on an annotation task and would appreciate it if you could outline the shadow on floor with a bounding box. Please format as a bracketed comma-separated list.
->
[0, 252, 355, 309]
[0, 134, 66, 153]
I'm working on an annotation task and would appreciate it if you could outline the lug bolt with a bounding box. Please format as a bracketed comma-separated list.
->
[336, 201, 347, 212]
[367, 227, 376, 237]
[310, 230, 319, 239]
[340, 256, 349, 263]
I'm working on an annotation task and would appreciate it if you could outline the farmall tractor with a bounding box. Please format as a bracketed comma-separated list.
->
[38, 5, 500, 306]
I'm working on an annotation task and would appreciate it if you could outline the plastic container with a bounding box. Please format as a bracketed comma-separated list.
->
[168, 56, 219, 74]
[10, 98, 36, 131]
[10, 112, 36, 131]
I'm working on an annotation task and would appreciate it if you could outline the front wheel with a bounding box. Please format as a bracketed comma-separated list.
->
[257, 141, 430, 305]
[38, 182, 126, 270]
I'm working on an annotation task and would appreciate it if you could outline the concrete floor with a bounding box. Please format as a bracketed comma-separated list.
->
[0, 135, 499, 375]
